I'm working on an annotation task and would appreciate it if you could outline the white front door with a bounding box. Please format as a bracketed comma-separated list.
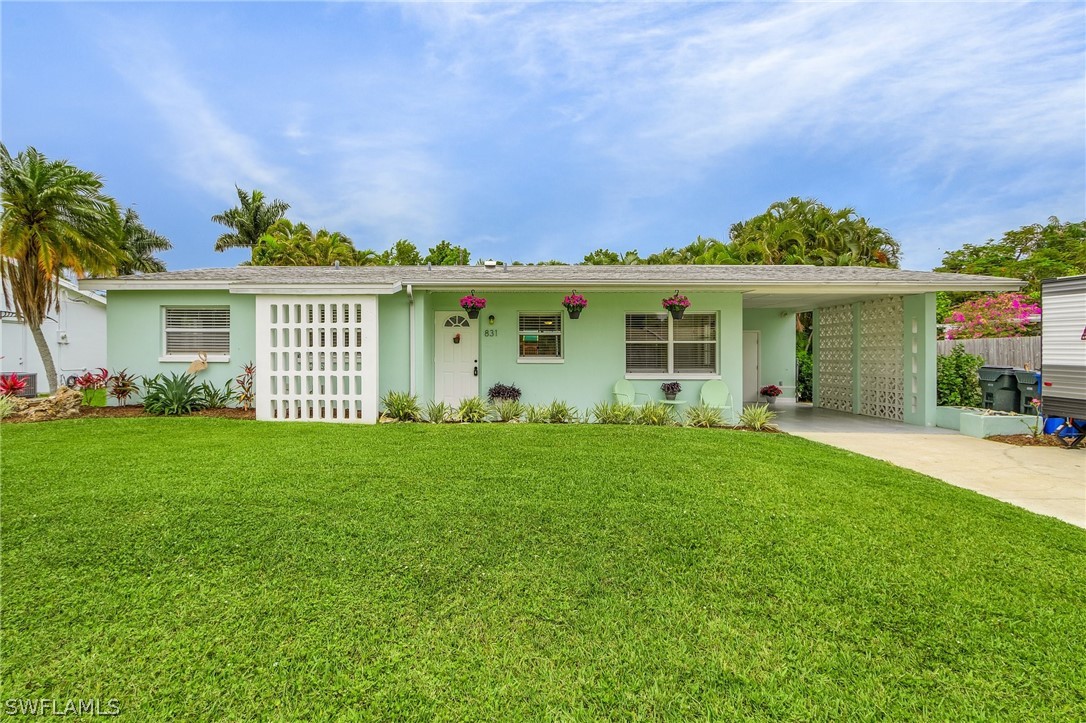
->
[742, 330, 760, 403]
[435, 313, 478, 405]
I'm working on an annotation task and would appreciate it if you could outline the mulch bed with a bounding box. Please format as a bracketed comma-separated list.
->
[988, 434, 1072, 448]
[3, 406, 256, 424]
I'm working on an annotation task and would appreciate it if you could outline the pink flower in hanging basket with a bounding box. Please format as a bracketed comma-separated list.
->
[662, 293, 690, 311]
[563, 293, 588, 311]
[459, 294, 487, 311]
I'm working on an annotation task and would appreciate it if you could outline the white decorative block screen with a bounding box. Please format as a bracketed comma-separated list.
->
[254, 296, 379, 423]
[859, 296, 904, 420]
[817, 304, 854, 412]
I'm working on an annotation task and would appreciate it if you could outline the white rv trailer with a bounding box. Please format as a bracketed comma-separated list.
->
[1040, 274, 1086, 447]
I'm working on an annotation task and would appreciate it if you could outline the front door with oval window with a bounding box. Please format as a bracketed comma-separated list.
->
[435, 313, 478, 405]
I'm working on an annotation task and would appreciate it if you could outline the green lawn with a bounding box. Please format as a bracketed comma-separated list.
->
[2, 419, 1084, 720]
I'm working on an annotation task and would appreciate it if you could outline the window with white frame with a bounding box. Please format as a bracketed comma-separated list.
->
[518, 313, 562, 360]
[625, 312, 717, 375]
[163, 307, 230, 359]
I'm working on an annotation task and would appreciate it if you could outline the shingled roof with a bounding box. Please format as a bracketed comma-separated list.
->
[81, 264, 1022, 293]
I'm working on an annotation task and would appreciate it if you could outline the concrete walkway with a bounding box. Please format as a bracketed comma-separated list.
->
[774, 404, 1086, 528]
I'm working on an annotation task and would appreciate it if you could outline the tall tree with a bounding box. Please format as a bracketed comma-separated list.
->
[380, 239, 422, 265]
[936, 217, 1085, 300]
[425, 240, 471, 265]
[0, 145, 122, 391]
[117, 207, 171, 274]
[248, 219, 358, 266]
[211, 186, 289, 260]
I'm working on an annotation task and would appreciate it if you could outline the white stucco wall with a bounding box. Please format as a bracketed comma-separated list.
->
[0, 281, 107, 390]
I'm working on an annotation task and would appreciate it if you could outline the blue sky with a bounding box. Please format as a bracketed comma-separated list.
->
[3, 2, 1083, 271]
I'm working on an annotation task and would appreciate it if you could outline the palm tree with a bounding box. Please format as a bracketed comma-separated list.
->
[117, 208, 171, 274]
[0, 144, 122, 391]
[305, 229, 358, 266]
[211, 186, 289, 260]
[248, 219, 314, 266]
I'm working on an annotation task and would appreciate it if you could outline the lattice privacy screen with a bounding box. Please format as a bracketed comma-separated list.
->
[859, 297, 904, 420]
[817, 304, 854, 412]
[255, 296, 379, 423]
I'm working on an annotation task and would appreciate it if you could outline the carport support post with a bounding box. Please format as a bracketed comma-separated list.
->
[902, 293, 937, 426]
[811, 310, 820, 406]
[851, 302, 863, 414]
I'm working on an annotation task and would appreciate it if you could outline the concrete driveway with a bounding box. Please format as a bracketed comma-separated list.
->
[775, 404, 1086, 528]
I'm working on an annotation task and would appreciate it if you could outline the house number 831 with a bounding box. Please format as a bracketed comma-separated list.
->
[484, 329, 497, 337]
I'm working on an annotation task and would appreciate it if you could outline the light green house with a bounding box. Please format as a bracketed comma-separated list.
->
[81, 265, 1019, 424]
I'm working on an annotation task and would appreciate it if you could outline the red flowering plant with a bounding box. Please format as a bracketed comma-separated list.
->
[944, 293, 1041, 340]
[759, 384, 783, 398]
[74, 368, 110, 406]
[0, 373, 28, 396]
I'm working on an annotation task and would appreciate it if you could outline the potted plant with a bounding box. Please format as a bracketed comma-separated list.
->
[759, 384, 783, 406]
[563, 291, 588, 319]
[75, 368, 110, 406]
[460, 291, 487, 319]
[661, 381, 682, 401]
[662, 291, 690, 320]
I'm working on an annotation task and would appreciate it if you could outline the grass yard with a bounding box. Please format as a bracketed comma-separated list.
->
[2, 419, 1084, 720]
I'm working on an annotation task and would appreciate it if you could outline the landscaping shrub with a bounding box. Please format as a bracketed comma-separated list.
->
[107, 369, 140, 405]
[486, 382, 522, 403]
[424, 400, 454, 423]
[0, 373, 28, 397]
[524, 404, 548, 424]
[545, 400, 578, 424]
[457, 396, 489, 423]
[235, 362, 255, 411]
[199, 380, 235, 409]
[142, 373, 209, 416]
[684, 403, 723, 428]
[937, 343, 984, 407]
[0, 395, 13, 419]
[590, 401, 635, 424]
[636, 401, 674, 426]
[381, 391, 422, 421]
[738, 403, 778, 431]
[491, 399, 525, 423]
[795, 349, 813, 402]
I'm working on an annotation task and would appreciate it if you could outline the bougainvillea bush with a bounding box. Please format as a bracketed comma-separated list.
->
[944, 293, 1041, 339]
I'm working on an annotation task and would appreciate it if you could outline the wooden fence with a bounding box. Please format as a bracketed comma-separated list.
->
[937, 337, 1041, 369]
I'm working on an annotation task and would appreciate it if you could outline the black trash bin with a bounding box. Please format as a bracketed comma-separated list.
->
[978, 366, 1017, 410]
[1014, 369, 1041, 415]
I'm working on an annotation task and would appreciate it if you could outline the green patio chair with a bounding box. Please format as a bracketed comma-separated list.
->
[613, 379, 649, 409]
[699, 380, 734, 419]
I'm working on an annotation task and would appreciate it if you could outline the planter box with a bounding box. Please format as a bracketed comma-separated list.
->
[959, 411, 1037, 439]
[935, 406, 968, 430]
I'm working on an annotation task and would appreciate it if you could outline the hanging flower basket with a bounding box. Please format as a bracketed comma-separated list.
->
[460, 291, 487, 319]
[563, 291, 588, 319]
[662, 291, 690, 320]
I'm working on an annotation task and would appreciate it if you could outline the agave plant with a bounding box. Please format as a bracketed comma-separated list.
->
[491, 399, 525, 423]
[590, 401, 635, 424]
[424, 400, 454, 423]
[199, 380, 236, 409]
[545, 400, 578, 424]
[457, 396, 488, 423]
[636, 401, 674, 426]
[684, 403, 723, 428]
[738, 404, 778, 431]
[381, 391, 422, 421]
[142, 373, 209, 416]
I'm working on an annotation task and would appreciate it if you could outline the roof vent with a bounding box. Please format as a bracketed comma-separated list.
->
[427, 262, 432, 271]
[484, 259, 498, 269]
[333, 260, 340, 268]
